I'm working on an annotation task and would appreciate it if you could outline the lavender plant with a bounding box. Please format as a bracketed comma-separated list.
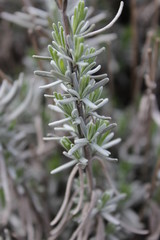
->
[34, 0, 123, 177]
[33, 1, 147, 239]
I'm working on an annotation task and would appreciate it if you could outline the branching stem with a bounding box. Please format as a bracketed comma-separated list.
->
[70, 191, 97, 240]
[50, 165, 78, 226]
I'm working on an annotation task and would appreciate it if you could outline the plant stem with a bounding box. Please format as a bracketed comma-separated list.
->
[58, 1, 94, 196]
[84, 145, 93, 193]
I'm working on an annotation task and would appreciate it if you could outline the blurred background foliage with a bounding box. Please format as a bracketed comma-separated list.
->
[0, 0, 160, 239]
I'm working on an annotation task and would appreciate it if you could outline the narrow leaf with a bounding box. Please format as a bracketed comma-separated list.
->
[87, 78, 109, 95]
[92, 143, 111, 157]
[39, 80, 62, 89]
[102, 138, 121, 149]
[68, 143, 86, 155]
[49, 117, 71, 127]
[51, 160, 77, 174]
[33, 55, 52, 60]
[82, 98, 97, 109]
[81, 47, 105, 60]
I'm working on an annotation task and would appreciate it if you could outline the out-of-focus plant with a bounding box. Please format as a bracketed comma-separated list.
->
[0, 75, 53, 239]
[120, 37, 160, 164]
[119, 35, 160, 240]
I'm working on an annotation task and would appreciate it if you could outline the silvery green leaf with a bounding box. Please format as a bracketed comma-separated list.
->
[104, 157, 118, 161]
[96, 124, 108, 135]
[89, 78, 109, 93]
[79, 20, 90, 33]
[54, 127, 72, 132]
[52, 40, 63, 52]
[71, 109, 79, 118]
[49, 117, 71, 127]
[73, 118, 81, 124]
[67, 35, 74, 50]
[54, 100, 62, 108]
[102, 138, 121, 149]
[63, 124, 75, 132]
[80, 24, 95, 36]
[50, 60, 60, 72]
[81, 83, 92, 98]
[33, 55, 52, 60]
[44, 94, 54, 98]
[76, 61, 89, 67]
[34, 70, 56, 79]
[48, 105, 63, 113]
[90, 131, 101, 141]
[81, 47, 105, 60]
[79, 157, 88, 166]
[89, 112, 111, 120]
[97, 124, 116, 139]
[75, 20, 85, 34]
[65, 70, 72, 79]
[51, 160, 77, 174]
[72, 73, 79, 91]
[87, 65, 101, 75]
[43, 136, 62, 141]
[87, 121, 95, 140]
[101, 212, 120, 226]
[71, 15, 74, 28]
[67, 89, 80, 98]
[82, 98, 97, 109]
[68, 142, 86, 156]
[60, 83, 68, 92]
[39, 80, 62, 89]
[57, 97, 77, 104]
[105, 123, 117, 132]
[79, 117, 87, 136]
[74, 138, 88, 144]
[90, 73, 107, 80]
[57, 52, 73, 63]
[51, 70, 70, 82]
[92, 143, 110, 157]
[94, 98, 103, 105]
[81, 62, 96, 75]
[96, 98, 109, 109]
[103, 132, 115, 144]
[87, 78, 109, 95]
